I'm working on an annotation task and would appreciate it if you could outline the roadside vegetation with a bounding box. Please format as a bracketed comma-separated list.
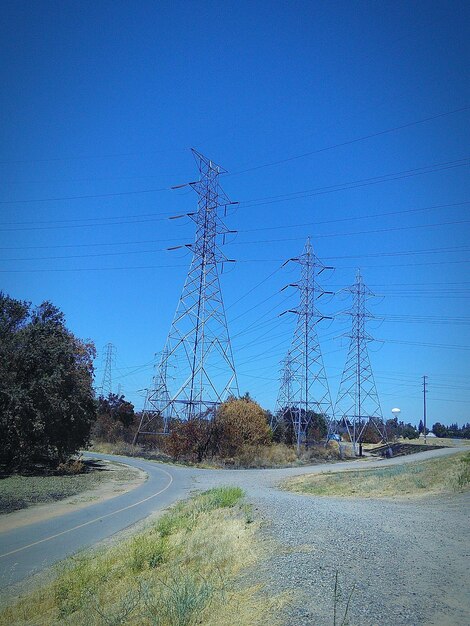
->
[404, 436, 470, 447]
[0, 293, 96, 473]
[0, 460, 141, 515]
[284, 451, 470, 498]
[0, 487, 281, 626]
[92, 394, 343, 467]
[92, 439, 342, 468]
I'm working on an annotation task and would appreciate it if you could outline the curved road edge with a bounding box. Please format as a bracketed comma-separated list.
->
[0, 454, 195, 591]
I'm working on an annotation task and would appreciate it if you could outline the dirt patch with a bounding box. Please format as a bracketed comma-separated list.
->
[0, 460, 146, 532]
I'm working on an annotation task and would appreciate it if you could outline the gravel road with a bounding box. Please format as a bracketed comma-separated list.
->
[190, 448, 470, 626]
[2, 447, 468, 625]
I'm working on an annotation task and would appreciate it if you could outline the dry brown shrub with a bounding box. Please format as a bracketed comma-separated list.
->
[231, 443, 297, 468]
[214, 398, 272, 458]
[163, 419, 214, 462]
[361, 422, 384, 444]
[299, 443, 341, 463]
[55, 459, 85, 475]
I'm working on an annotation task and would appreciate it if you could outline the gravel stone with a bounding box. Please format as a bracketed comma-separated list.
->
[191, 448, 470, 625]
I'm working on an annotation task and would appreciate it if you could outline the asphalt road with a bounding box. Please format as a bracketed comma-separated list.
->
[0, 446, 464, 594]
[0, 454, 195, 590]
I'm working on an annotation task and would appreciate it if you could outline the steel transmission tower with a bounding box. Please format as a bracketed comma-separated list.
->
[135, 351, 173, 437]
[273, 238, 334, 452]
[99, 342, 115, 397]
[135, 149, 239, 439]
[271, 351, 294, 429]
[333, 269, 387, 452]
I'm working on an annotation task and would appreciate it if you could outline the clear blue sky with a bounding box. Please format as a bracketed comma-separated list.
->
[1, 0, 469, 427]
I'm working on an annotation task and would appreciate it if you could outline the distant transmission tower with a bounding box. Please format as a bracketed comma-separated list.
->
[273, 238, 334, 453]
[135, 149, 239, 439]
[134, 351, 173, 438]
[271, 351, 293, 430]
[333, 269, 387, 453]
[99, 342, 115, 397]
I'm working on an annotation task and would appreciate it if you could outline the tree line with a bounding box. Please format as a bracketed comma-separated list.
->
[2, 292, 467, 472]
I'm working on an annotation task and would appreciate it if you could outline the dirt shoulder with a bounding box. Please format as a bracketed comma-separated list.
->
[0, 460, 147, 532]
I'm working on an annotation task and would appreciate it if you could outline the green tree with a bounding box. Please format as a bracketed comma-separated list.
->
[385, 417, 400, 440]
[401, 423, 419, 439]
[432, 422, 447, 437]
[0, 293, 96, 470]
[97, 393, 135, 428]
[92, 393, 136, 443]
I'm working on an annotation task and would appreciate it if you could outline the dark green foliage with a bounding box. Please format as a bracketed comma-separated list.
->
[0, 293, 96, 470]
[432, 422, 470, 438]
[92, 392, 136, 442]
[385, 417, 419, 440]
[97, 393, 135, 428]
[273, 408, 328, 445]
[432, 422, 447, 437]
[401, 423, 419, 439]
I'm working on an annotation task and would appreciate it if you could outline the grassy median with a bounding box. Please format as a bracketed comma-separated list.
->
[284, 451, 470, 498]
[0, 486, 280, 626]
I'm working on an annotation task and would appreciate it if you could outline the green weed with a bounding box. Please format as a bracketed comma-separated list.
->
[456, 452, 470, 489]
[0, 486, 263, 626]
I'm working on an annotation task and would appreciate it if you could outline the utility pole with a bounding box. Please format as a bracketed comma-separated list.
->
[423, 375, 428, 444]
[333, 269, 387, 454]
[274, 238, 334, 454]
[135, 149, 239, 439]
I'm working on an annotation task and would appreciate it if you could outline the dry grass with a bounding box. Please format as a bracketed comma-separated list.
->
[284, 451, 470, 498]
[0, 461, 139, 514]
[223, 443, 342, 468]
[401, 436, 470, 447]
[0, 487, 281, 626]
[91, 441, 342, 469]
[90, 441, 175, 462]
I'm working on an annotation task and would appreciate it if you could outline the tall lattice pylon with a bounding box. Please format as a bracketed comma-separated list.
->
[271, 351, 293, 430]
[98, 342, 115, 397]
[134, 351, 173, 438]
[332, 269, 387, 452]
[135, 149, 239, 439]
[273, 238, 334, 453]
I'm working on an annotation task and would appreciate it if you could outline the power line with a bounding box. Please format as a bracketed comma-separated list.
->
[236, 158, 469, 210]
[2, 197, 467, 239]
[2, 104, 467, 170]
[229, 217, 470, 245]
[0, 147, 188, 165]
[228, 105, 470, 175]
[379, 338, 470, 351]
[0, 186, 173, 205]
[3, 255, 470, 274]
[1, 210, 174, 227]
[1, 155, 467, 213]
[237, 200, 470, 235]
